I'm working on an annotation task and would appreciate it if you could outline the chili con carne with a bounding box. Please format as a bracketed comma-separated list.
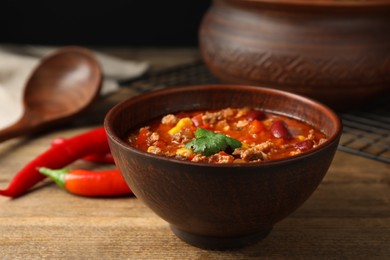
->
[127, 107, 327, 163]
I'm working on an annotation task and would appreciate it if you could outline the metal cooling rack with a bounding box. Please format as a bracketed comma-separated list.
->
[119, 61, 390, 164]
[338, 97, 390, 164]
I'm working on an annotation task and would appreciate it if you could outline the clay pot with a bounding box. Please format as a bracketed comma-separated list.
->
[199, 0, 390, 110]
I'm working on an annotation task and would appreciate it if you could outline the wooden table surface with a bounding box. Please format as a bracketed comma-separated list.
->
[1, 48, 389, 259]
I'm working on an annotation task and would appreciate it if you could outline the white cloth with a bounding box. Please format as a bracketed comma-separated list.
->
[0, 46, 148, 129]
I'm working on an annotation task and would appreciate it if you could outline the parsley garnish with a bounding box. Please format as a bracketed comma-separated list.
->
[185, 128, 242, 156]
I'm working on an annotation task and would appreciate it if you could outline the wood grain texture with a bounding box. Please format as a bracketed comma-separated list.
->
[1, 48, 389, 259]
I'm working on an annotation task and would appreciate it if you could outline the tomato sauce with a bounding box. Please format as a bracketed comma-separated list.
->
[127, 107, 327, 164]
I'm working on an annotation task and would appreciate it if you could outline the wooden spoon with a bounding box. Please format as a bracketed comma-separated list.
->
[0, 46, 102, 142]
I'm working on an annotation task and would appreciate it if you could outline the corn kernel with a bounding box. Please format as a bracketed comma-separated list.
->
[298, 135, 305, 141]
[241, 142, 249, 148]
[176, 147, 194, 158]
[168, 117, 193, 135]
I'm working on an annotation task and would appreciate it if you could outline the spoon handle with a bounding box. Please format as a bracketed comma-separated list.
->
[0, 116, 35, 143]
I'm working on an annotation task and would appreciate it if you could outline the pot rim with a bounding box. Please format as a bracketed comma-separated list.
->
[221, 0, 390, 9]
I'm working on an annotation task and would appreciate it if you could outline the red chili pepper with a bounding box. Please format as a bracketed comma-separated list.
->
[82, 153, 115, 164]
[38, 167, 132, 197]
[0, 126, 110, 198]
[52, 137, 115, 164]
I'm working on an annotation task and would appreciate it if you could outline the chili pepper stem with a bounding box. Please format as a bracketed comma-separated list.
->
[38, 167, 68, 189]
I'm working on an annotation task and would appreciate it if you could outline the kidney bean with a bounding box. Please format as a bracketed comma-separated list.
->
[294, 140, 314, 152]
[246, 110, 266, 121]
[270, 120, 293, 140]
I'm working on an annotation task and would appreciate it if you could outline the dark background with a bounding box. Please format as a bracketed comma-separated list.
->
[0, 1, 212, 47]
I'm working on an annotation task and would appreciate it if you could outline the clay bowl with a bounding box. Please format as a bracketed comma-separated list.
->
[199, 0, 390, 110]
[104, 85, 342, 250]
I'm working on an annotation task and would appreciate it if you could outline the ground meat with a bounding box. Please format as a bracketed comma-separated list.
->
[216, 119, 230, 131]
[316, 138, 328, 147]
[191, 154, 208, 163]
[221, 108, 235, 118]
[148, 146, 176, 157]
[236, 120, 249, 128]
[147, 146, 162, 155]
[202, 111, 219, 125]
[161, 114, 178, 125]
[172, 128, 195, 144]
[235, 107, 250, 118]
[289, 150, 302, 156]
[253, 141, 274, 152]
[202, 108, 249, 126]
[209, 153, 235, 164]
[233, 141, 274, 162]
[240, 149, 267, 162]
[148, 132, 160, 145]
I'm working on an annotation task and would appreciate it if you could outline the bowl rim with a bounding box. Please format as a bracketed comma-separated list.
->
[104, 84, 342, 168]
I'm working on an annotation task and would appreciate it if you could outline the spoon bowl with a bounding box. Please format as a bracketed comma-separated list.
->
[0, 46, 102, 142]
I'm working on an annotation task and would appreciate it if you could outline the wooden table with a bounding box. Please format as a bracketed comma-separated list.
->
[1, 48, 389, 259]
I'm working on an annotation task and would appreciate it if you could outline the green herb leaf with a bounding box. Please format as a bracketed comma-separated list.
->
[185, 128, 242, 156]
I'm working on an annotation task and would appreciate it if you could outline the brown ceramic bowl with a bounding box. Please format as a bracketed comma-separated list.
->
[104, 85, 342, 250]
[199, 0, 390, 110]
